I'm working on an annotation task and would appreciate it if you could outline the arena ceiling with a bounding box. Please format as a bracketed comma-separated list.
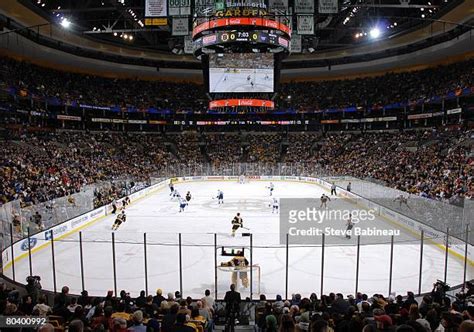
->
[17, 0, 468, 54]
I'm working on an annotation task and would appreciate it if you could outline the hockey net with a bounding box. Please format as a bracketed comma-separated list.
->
[217, 265, 261, 296]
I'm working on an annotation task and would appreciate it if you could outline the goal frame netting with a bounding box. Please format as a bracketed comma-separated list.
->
[217, 265, 261, 294]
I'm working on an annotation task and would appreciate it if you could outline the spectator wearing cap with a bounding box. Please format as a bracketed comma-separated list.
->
[153, 288, 166, 307]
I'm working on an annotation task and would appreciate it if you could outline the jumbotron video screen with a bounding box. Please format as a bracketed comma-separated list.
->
[209, 53, 274, 93]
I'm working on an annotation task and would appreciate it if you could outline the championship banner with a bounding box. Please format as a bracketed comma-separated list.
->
[168, 0, 191, 16]
[184, 35, 194, 54]
[295, 0, 315, 13]
[195, 0, 215, 17]
[145, 0, 167, 17]
[172, 17, 190, 36]
[297, 15, 314, 35]
[268, 0, 289, 13]
[318, 0, 338, 14]
[290, 34, 302, 53]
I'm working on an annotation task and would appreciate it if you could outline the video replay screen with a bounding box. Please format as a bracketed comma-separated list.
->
[209, 53, 274, 93]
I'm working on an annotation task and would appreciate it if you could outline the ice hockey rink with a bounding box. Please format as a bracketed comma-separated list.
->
[209, 68, 274, 93]
[5, 179, 470, 299]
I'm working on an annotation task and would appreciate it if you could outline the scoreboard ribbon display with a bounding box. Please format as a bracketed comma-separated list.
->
[209, 99, 275, 109]
[195, 31, 290, 51]
[192, 17, 292, 38]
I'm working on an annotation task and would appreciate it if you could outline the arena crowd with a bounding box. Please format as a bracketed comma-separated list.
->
[1, 56, 472, 111]
[1, 129, 472, 208]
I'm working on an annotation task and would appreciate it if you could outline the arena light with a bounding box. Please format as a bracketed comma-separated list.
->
[369, 27, 381, 39]
[60, 18, 71, 28]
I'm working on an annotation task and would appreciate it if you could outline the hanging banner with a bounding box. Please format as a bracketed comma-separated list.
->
[168, 0, 191, 16]
[195, 0, 215, 17]
[297, 15, 314, 35]
[318, 0, 338, 14]
[268, 0, 289, 13]
[184, 35, 194, 54]
[145, 0, 167, 17]
[290, 34, 302, 52]
[172, 17, 190, 36]
[295, 0, 315, 13]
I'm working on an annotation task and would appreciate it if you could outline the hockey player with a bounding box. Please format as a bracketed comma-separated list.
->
[112, 210, 126, 230]
[347, 182, 352, 192]
[185, 191, 192, 202]
[250, 81, 254, 88]
[320, 194, 331, 209]
[111, 198, 118, 214]
[169, 181, 174, 196]
[179, 197, 188, 213]
[271, 197, 279, 213]
[345, 214, 354, 239]
[247, 75, 251, 82]
[394, 195, 410, 209]
[229, 255, 250, 288]
[217, 190, 224, 205]
[67, 195, 76, 207]
[231, 213, 243, 237]
[122, 196, 131, 209]
[266, 182, 275, 196]
[171, 189, 181, 200]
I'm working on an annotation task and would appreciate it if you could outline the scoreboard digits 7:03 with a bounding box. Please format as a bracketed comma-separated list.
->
[217, 31, 280, 44]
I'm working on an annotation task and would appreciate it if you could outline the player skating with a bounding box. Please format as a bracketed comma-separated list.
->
[345, 214, 354, 239]
[185, 191, 192, 202]
[169, 181, 174, 196]
[178, 196, 188, 212]
[247, 75, 251, 83]
[250, 81, 254, 88]
[171, 189, 180, 200]
[320, 194, 331, 209]
[122, 196, 130, 209]
[238, 175, 246, 184]
[271, 197, 279, 213]
[112, 210, 126, 231]
[231, 213, 244, 237]
[266, 182, 274, 196]
[216, 189, 224, 205]
[394, 194, 410, 209]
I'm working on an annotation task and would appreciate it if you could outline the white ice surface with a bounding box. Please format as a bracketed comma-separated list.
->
[209, 69, 273, 93]
[5, 180, 470, 299]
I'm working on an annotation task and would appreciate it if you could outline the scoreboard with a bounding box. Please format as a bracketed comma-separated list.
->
[195, 30, 290, 52]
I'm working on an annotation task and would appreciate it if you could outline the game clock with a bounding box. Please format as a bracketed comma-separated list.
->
[195, 30, 290, 52]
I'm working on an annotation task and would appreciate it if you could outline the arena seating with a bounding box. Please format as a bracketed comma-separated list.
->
[1, 56, 473, 112]
[1, 130, 471, 207]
